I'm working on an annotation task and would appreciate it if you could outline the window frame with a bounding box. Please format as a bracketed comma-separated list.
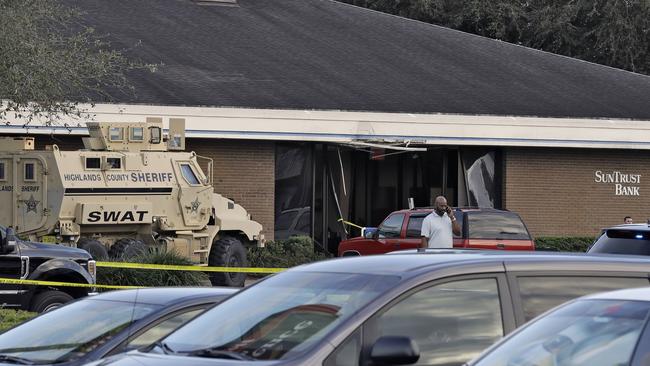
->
[149, 126, 162, 144]
[107, 304, 212, 357]
[23, 161, 36, 182]
[507, 271, 650, 326]
[179, 163, 201, 186]
[129, 127, 144, 142]
[356, 273, 515, 366]
[105, 157, 122, 170]
[377, 213, 406, 239]
[405, 214, 427, 238]
[85, 157, 101, 170]
[0, 161, 6, 182]
[109, 127, 124, 142]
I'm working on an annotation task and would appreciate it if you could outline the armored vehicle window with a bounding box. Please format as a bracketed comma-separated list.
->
[180, 163, 200, 185]
[24, 162, 35, 181]
[0, 161, 5, 181]
[149, 126, 161, 144]
[109, 127, 124, 141]
[85, 157, 101, 169]
[106, 157, 121, 169]
[130, 127, 144, 141]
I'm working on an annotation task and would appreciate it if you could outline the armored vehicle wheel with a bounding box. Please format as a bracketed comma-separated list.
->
[109, 238, 147, 259]
[208, 236, 247, 287]
[77, 238, 108, 260]
[30, 290, 74, 313]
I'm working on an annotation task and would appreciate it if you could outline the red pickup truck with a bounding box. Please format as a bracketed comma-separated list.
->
[338, 207, 534, 256]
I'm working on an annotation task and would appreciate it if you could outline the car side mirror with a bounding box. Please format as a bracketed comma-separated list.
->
[362, 227, 378, 239]
[370, 336, 420, 365]
[372, 229, 380, 240]
[3, 227, 17, 253]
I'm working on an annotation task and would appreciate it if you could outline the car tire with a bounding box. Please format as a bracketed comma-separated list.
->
[30, 290, 74, 313]
[77, 238, 109, 260]
[109, 238, 147, 259]
[208, 236, 247, 287]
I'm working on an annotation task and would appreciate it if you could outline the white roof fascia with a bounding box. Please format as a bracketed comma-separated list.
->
[1, 103, 649, 150]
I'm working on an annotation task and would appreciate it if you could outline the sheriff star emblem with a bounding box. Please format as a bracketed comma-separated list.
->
[24, 195, 40, 214]
[190, 197, 201, 213]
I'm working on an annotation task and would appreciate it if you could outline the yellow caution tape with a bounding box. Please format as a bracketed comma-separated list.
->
[96, 262, 286, 274]
[337, 218, 364, 230]
[0, 277, 143, 290]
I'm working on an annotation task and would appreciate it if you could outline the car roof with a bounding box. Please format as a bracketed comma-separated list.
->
[393, 207, 512, 215]
[584, 286, 650, 301]
[87, 287, 238, 305]
[604, 224, 650, 232]
[292, 251, 650, 277]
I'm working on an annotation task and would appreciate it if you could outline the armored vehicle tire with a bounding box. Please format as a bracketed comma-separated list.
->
[109, 238, 147, 259]
[30, 290, 74, 313]
[208, 236, 247, 287]
[77, 238, 108, 260]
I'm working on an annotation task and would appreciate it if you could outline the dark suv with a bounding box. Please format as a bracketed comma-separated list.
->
[587, 223, 650, 255]
[338, 207, 534, 256]
[0, 226, 96, 312]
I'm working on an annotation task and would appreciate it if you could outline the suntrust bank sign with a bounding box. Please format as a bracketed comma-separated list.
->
[594, 170, 641, 196]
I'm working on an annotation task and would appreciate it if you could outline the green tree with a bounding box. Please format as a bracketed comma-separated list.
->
[341, 0, 650, 74]
[0, 0, 155, 126]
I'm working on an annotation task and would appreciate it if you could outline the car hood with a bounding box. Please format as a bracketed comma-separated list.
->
[340, 236, 367, 244]
[94, 352, 281, 366]
[19, 241, 92, 260]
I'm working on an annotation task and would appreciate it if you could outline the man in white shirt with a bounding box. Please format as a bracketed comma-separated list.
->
[420, 196, 461, 249]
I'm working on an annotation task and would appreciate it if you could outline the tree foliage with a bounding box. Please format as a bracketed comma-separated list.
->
[343, 0, 650, 74]
[0, 0, 155, 126]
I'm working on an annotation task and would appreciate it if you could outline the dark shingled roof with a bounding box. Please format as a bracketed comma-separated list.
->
[72, 0, 650, 119]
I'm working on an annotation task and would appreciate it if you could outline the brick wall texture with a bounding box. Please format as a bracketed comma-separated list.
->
[187, 138, 275, 240]
[505, 147, 650, 238]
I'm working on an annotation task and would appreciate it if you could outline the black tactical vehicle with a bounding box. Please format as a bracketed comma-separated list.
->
[0, 225, 96, 312]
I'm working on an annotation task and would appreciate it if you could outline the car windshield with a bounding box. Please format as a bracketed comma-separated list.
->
[162, 271, 400, 360]
[589, 230, 650, 255]
[473, 299, 650, 366]
[0, 298, 160, 363]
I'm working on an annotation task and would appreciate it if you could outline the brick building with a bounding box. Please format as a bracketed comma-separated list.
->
[3, 0, 650, 252]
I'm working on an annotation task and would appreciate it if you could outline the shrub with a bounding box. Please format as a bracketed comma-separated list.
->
[248, 236, 331, 273]
[0, 309, 36, 331]
[535, 237, 595, 252]
[97, 250, 209, 289]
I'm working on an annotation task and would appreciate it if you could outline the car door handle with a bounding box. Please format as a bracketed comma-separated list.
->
[496, 243, 505, 249]
[20, 256, 30, 280]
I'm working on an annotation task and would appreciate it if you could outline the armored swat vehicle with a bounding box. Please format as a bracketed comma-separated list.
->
[0, 118, 264, 287]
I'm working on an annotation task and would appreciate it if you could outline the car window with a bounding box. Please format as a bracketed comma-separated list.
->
[589, 230, 650, 255]
[324, 328, 361, 366]
[378, 214, 405, 239]
[406, 215, 426, 238]
[372, 278, 503, 366]
[516, 276, 650, 321]
[162, 272, 400, 361]
[468, 211, 530, 240]
[473, 299, 650, 366]
[125, 308, 207, 351]
[0, 299, 160, 363]
[406, 211, 464, 238]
